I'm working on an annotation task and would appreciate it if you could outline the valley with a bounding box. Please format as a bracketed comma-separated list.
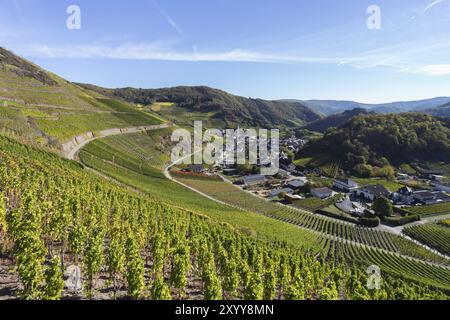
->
[0, 47, 449, 300]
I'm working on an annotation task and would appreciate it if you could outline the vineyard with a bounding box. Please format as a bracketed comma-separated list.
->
[403, 223, 450, 256]
[402, 203, 450, 217]
[1, 135, 449, 299]
[174, 176, 449, 266]
[78, 133, 324, 251]
[74, 131, 450, 293]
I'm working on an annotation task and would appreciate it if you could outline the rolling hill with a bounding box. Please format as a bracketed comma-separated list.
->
[78, 84, 323, 128]
[422, 103, 450, 118]
[0, 47, 162, 147]
[303, 108, 372, 133]
[298, 113, 450, 175]
[295, 97, 450, 116]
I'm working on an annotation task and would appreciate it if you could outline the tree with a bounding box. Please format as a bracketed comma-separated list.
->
[373, 197, 393, 218]
[278, 191, 287, 200]
[43, 256, 64, 300]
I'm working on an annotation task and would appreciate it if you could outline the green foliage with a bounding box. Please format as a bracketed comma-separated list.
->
[384, 215, 420, 227]
[402, 202, 450, 216]
[106, 227, 126, 297]
[125, 236, 145, 299]
[80, 84, 322, 128]
[404, 223, 450, 256]
[0, 132, 449, 301]
[83, 228, 105, 299]
[301, 113, 450, 173]
[170, 244, 191, 297]
[373, 197, 393, 218]
[359, 217, 381, 228]
[151, 275, 172, 300]
[43, 256, 64, 300]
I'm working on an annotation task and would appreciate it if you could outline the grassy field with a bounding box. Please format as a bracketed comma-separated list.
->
[352, 177, 402, 192]
[146, 101, 225, 128]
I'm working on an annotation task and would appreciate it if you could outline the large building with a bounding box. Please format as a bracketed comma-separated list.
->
[412, 190, 450, 205]
[242, 174, 266, 186]
[311, 187, 334, 199]
[355, 184, 390, 201]
[333, 179, 359, 192]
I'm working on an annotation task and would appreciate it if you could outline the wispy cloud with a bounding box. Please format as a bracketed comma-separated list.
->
[414, 64, 450, 76]
[12, 38, 450, 78]
[152, 0, 183, 35]
[17, 43, 343, 64]
[424, 0, 444, 12]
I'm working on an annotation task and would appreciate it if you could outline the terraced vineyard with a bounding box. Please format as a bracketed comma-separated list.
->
[334, 242, 450, 291]
[0, 48, 162, 144]
[78, 132, 324, 251]
[404, 223, 450, 256]
[402, 203, 450, 217]
[175, 176, 449, 265]
[76, 130, 450, 294]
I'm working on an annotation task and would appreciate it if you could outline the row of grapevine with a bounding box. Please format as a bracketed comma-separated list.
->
[404, 223, 450, 256]
[172, 172, 448, 266]
[0, 135, 448, 299]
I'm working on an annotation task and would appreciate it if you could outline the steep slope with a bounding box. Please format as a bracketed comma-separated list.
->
[304, 108, 372, 133]
[298, 113, 450, 174]
[78, 84, 323, 128]
[0, 47, 162, 147]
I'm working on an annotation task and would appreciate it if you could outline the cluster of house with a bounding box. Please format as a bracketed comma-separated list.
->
[392, 186, 450, 205]
[332, 178, 450, 206]
[280, 136, 307, 160]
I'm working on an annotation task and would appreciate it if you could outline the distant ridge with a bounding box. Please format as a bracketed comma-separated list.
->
[77, 84, 323, 128]
[285, 97, 450, 116]
[304, 108, 372, 133]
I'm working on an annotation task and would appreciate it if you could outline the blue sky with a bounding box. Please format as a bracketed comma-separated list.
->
[1, 0, 450, 103]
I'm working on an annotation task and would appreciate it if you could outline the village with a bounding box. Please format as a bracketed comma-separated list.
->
[179, 134, 450, 228]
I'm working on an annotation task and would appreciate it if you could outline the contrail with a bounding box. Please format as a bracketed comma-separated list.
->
[424, 0, 444, 12]
[152, 0, 183, 35]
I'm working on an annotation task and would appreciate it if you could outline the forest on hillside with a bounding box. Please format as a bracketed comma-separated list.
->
[299, 113, 450, 175]
[78, 84, 322, 128]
